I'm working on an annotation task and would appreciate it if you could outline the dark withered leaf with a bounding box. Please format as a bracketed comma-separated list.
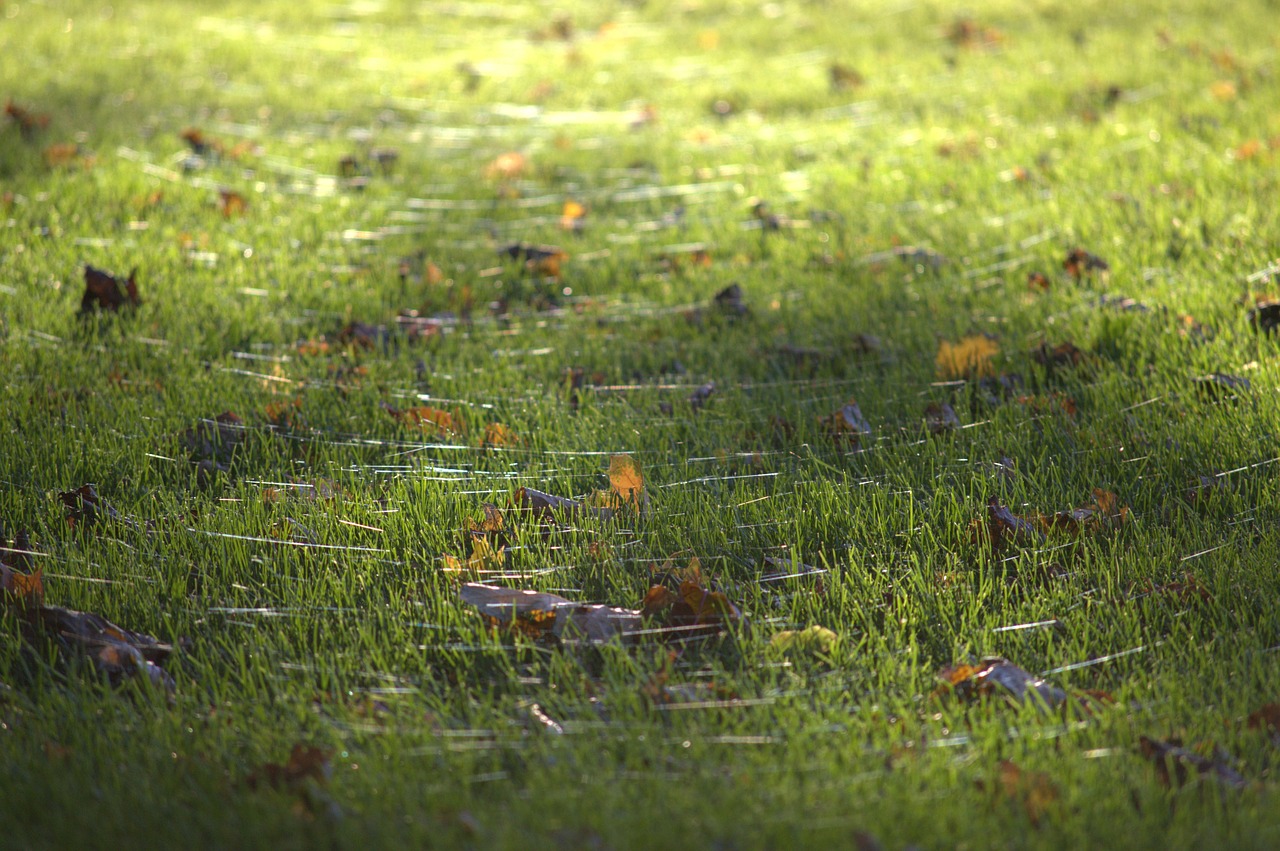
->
[80, 265, 140, 315]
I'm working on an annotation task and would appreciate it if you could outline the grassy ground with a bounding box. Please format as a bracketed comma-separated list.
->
[3, 0, 1280, 847]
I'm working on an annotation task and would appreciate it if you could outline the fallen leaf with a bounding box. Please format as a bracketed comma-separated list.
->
[515, 486, 611, 521]
[459, 583, 643, 642]
[43, 142, 92, 168]
[987, 760, 1060, 828]
[607, 454, 645, 509]
[1246, 300, 1280, 334]
[924, 401, 960, 434]
[1063, 248, 1109, 279]
[31, 604, 174, 691]
[1027, 271, 1051, 292]
[1031, 341, 1088, 370]
[769, 625, 839, 657]
[829, 62, 864, 91]
[977, 497, 1046, 551]
[936, 657, 1070, 711]
[218, 188, 248, 218]
[947, 17, 1004, 49]
[823, 397, 872, 445]
[382, 403, 462, 437]
[937, 335, 999, 379]
[5, 100, 50, 138]
[1192, 373, 1250, 401]
[1210, 80, 1238, 101]
[0, 565, 43, 609]
[485, 151, 527, 180]
[482, 423, 520, 448]
[688, 381, 715, 412]
[1246, 703, 1280, 734]
[246, 743, 341, 818]
[559, 199, 587, 232]
[80, 265, 140, 314]
[1139, 737, 1247, 790]
[443, 537, 505, 577]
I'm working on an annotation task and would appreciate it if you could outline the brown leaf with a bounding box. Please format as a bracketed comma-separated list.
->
[6, 100, 50, 138]
[1247, 300, 1280, 335]
[80, 265, 140, 314]
[247, 743, 334, 791]
[979, 497, 1046, 550]
[1031, 341, 1087, 370]
[1139, 737, 1247, 790]
[30, 604, 174, 691]
[924, 402, 960, 434]
[218, 188, 248, 218]
[382, 402, 462, 437]
[0, 565, 43, 609]
[990, 760, 1059, 828]
[1246, 703, 1280, 734]
[823, 397, 872, 445]
[1047, 488, 1129, 534]
[181, 412, 245, 467]
[1192, 373, 1250, 401]
[936, 657, 1069, 711]
[1063, 248, 1109, 279]
[829, 62, 864, 91]
[43, 142, 92, 168]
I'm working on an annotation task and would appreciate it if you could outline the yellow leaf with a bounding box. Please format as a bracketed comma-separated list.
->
[482, 423, 520, 448]
[936, 335, 999, 379]
[560, 200, 586, 231]
[608, 454, 644, 507]
[443, 538, 504, 577]
[770, 625, 838, 656]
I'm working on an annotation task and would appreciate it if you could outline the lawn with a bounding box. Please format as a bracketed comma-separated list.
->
[3, 0, 1280, 847]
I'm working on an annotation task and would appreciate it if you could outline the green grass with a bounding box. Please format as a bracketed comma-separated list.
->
[4, 0, 1280, 847]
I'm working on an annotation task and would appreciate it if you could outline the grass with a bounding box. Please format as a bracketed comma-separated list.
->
[3, 0, 1280, 847]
